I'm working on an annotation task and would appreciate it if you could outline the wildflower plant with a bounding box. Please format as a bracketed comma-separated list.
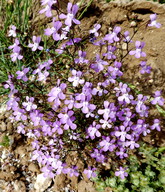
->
[2, 0, 165, 181]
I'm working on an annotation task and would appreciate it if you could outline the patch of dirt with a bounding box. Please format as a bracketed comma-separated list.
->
[0, 0, 165, 191]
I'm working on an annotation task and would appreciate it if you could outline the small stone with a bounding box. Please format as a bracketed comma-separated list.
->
[130, 21, 137, 27]
[28, 163, 40, 173]
[0, 122, 7, 132]
[7, 122, 13, 133]
[122, 42, 128, 50]
[13, 180, 26, 192]
[34, 173, 52, 192]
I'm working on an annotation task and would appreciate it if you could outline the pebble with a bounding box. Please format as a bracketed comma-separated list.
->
[0, 122, 7, 132]
[13, 180, 26, 192]
[34, 173, 52, 192]
[28, 163, 40, 173]
[7, 122, 13, 134]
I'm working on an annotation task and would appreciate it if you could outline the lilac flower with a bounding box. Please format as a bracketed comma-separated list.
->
[125, 138, 140, 149]
[90, 54, 108, 72]
[103, 45, 116, 60]
[74, 50, 89, 64]
[59, 3, 80, 27]
[87, 122, 101, 140]
[44, 19, 63, 41]
[104, 26, 121, 43]
[99, 137, 116, 152]
[115, 125, 131, 142]
[58, 107, 77, 130]
[52, 120, 63, 134]
[115, 167, 128, 180]
[65, 166, 79, 177]
[114, 83, 133, 104]
[134, 94, 148, 117]
[22, 96, 37, 111]
[16, 67, 29, 82]
[148, 13, 161, 28]
[151, 91, 164, 106]
[123, 31, 132, 43]
[30, 110, 43, 126]
[10, 46, 23, 62]
[99, 119, 112, 129]
[98, 101, 117, 121]
[28, 36, 43, 51]
[39, 0, 57, 17]
[104, 61, 123, 84]
[116, 148, 128, 159]
[8, 38, 20, 50]
[90, 149, 105, 163]
[140, 61, 151, 74]
[17, 124, 25, 134]
[92, 83, 108, 96]
[151, 119, 161, 131]
[83, 167, 97, 179]
[13, 108, 27, 121]
[41, 0, 57, 6]
[48, 80, 66, 102]
[89, 23, 101, 37]
[129, 41, 146, 58]
[68, 70, 85, 87]
[8, 25, 17, 37]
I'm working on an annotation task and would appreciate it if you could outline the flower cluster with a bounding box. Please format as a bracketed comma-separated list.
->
[4, 1, 164, 181]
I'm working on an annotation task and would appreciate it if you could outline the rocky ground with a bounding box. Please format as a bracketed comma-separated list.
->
[0, 0, 165, 191]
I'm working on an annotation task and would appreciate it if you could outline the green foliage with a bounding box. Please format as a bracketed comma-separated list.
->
[0, 135, 10, 147]
[94, 143, 165, 192]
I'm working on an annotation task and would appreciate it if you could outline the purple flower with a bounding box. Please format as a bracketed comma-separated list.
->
[68, 69, 85, 87]
[39, 0, 57, 17]
[148, 13, 161, 28]
[22, 96, 37, 111]
[129, 41, 146, 58]
[151, 91, 164, 106]
[74, 50, 89, 64]
[99, 119, 112, 129]
[8, 25, 17, 37]
[48, 80, 66, 102]
[89, 23, 101, 37]
[116, 148, 128, 159]
[83, 167, 97, 179]
[123, 31, 132, 43]
[28, 36, 43, 51]
[135, 94, 148, 117]
[17, 124, 26, 134]
[125, 139, 140, 149]
[90, 149, 105, 163]
[92, 83, 108, 96]
[8, 38, 20, 50]
[99, 137, 116, 152]
[115, 167, 128, 180]
[52, 120, 63, 134]
[90, 54, 108, 72]
[59, 3, 80, 27]
[10, 46, 23, 62]
[115, 125, 131, 142]
[140, 61, 151, 74]
[104, 26, 121, 43]
[16, 67, 29, 82]
[87, 122, 101, 140]
[58, 107, 77, 130]
[103, 45, 116, 60]
[30, 110, 43, 126]
[44, 19, 63, 41]
[151, 119, 161, 131]
[98, 101, 116, 121]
